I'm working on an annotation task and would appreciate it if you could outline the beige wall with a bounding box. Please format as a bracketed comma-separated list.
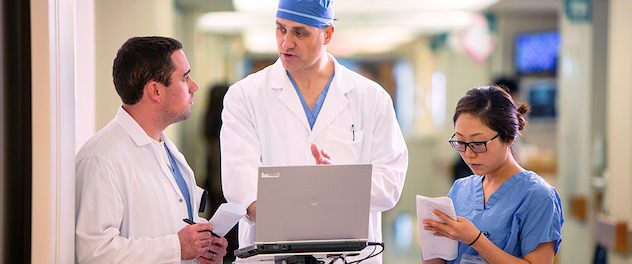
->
[607, 0, 632, 263]
[93, 0, 175, 134]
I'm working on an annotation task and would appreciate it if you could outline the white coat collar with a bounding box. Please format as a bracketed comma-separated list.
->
[269, 53, 354, 94]
[115, 106, 172, 148]
[269, 53, 352, 142]
[115, 106, 152, 146]
[114, 105, 195, 199]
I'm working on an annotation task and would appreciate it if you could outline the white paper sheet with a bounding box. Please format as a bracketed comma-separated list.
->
[209, 203, 247, 237]
[416, 195, 458, 261]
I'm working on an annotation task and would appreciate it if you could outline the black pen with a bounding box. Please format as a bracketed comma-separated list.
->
[351, 124, 355, 141]
[183, 218, 220, 237]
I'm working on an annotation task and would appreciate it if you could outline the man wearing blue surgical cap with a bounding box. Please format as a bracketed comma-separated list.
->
[221, 0, 408, 263]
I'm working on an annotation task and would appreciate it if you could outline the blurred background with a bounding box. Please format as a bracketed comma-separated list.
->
[9, 0, 632, 263]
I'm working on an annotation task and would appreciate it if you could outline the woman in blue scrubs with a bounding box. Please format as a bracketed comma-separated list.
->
[423, 85, 563, 264]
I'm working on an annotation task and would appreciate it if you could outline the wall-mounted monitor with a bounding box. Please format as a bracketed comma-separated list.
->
[514, 31, 560, 76]
[519, 78, 557, 119]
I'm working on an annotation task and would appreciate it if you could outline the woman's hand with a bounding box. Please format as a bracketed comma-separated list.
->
[424, 209, 557, 264]
[423, 209, 481, 245]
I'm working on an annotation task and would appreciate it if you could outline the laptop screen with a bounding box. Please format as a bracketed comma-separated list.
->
[255, 164, 372, 244]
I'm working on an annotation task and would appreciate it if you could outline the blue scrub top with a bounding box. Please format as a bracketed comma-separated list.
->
[447, 171, 564, 263]
[287, 70, 335, 130]
[165, 143, 193, 221]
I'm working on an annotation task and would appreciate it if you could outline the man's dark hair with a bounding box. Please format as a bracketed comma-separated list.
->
[112, 36, 183, 105]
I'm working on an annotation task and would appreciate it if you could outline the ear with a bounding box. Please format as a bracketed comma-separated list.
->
[323, 25, 334, 45]
[144, 80, 162, 103]
[506, 138, 515, 150]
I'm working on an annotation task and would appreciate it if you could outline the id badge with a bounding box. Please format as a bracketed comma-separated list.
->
[460, 254, 488, 264]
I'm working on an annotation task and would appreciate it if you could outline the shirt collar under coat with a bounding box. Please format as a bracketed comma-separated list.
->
[270, 53, 352, 141]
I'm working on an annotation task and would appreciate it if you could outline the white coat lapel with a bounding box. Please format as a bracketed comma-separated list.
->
[271, 62, 311, 131]
[308, 57, 353, 142]
[308, 81, 349, 142]
[155, 146, 183, 196]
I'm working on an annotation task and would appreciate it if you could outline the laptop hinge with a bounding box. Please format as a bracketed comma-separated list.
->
[262, 239, 366, 244]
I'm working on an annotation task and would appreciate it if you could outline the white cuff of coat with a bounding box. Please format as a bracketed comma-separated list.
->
[241, 193, 257, 226]
[167, 233, 183, 262]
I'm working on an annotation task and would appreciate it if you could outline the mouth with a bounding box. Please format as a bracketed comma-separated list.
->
[281, 52, 295, 58]
[468, 163, 481, 169]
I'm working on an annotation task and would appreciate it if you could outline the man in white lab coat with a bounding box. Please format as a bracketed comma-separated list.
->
[220, 1, 409, 263]
[75, 36, 228, 264]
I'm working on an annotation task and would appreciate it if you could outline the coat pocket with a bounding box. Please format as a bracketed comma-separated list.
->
[325, 125, 365, 163]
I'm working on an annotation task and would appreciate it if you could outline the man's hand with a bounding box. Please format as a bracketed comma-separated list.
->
[178, 222, 214, 260]
[196, 236, 229, 264]
[310, 144, 332, 164]
[247, 201, 257, 221]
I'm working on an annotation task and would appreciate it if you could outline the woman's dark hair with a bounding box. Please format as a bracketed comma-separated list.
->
[453, 85, 531, 143]
[112, 36, 183, 105]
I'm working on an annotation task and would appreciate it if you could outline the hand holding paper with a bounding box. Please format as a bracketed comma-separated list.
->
[416, 195, 458, 261]
[209, 203, 247, 237]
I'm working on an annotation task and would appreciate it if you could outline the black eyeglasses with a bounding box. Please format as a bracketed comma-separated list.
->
[448, 133, 500, 153]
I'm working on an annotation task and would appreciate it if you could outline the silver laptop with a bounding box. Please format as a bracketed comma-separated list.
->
[235, 164, 372, 259]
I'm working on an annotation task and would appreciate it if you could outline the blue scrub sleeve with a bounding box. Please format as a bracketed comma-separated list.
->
[518, 191, 564, 256]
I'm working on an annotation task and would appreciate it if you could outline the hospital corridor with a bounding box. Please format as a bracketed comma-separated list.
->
[2, 0, 632, 263]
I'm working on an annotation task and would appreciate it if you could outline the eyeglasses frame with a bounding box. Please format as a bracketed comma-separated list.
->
[448, 133, 501, 153]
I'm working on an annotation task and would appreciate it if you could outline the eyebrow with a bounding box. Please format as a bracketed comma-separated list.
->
[455, 132, 485, 138]
[276, 21, 307, 31]
[183, 69, 191, 77]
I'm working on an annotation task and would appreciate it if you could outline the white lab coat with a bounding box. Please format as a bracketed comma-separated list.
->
[220, 54, 408, 263]
[75, 106, 207, 264]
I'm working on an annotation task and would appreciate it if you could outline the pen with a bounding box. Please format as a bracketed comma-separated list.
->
[352, 124, 355, 141]
[183, 218, 220, 237]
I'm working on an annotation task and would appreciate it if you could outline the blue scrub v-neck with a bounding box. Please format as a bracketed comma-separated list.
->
[164, 142, 193, 220]
[286, 70, 335, 130]
[477, 173, 522, 210]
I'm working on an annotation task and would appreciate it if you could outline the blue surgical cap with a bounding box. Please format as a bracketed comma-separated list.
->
[276, 0, 335, 28]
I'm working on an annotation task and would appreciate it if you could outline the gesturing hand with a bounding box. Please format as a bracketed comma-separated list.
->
[310, 144, 332, 164]
[422, 209, 481, 245]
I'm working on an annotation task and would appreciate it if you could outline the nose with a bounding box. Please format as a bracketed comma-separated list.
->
[281, 34, 294, 50]
[189, 77, 199, 93]
[463, 145, 477, 158]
